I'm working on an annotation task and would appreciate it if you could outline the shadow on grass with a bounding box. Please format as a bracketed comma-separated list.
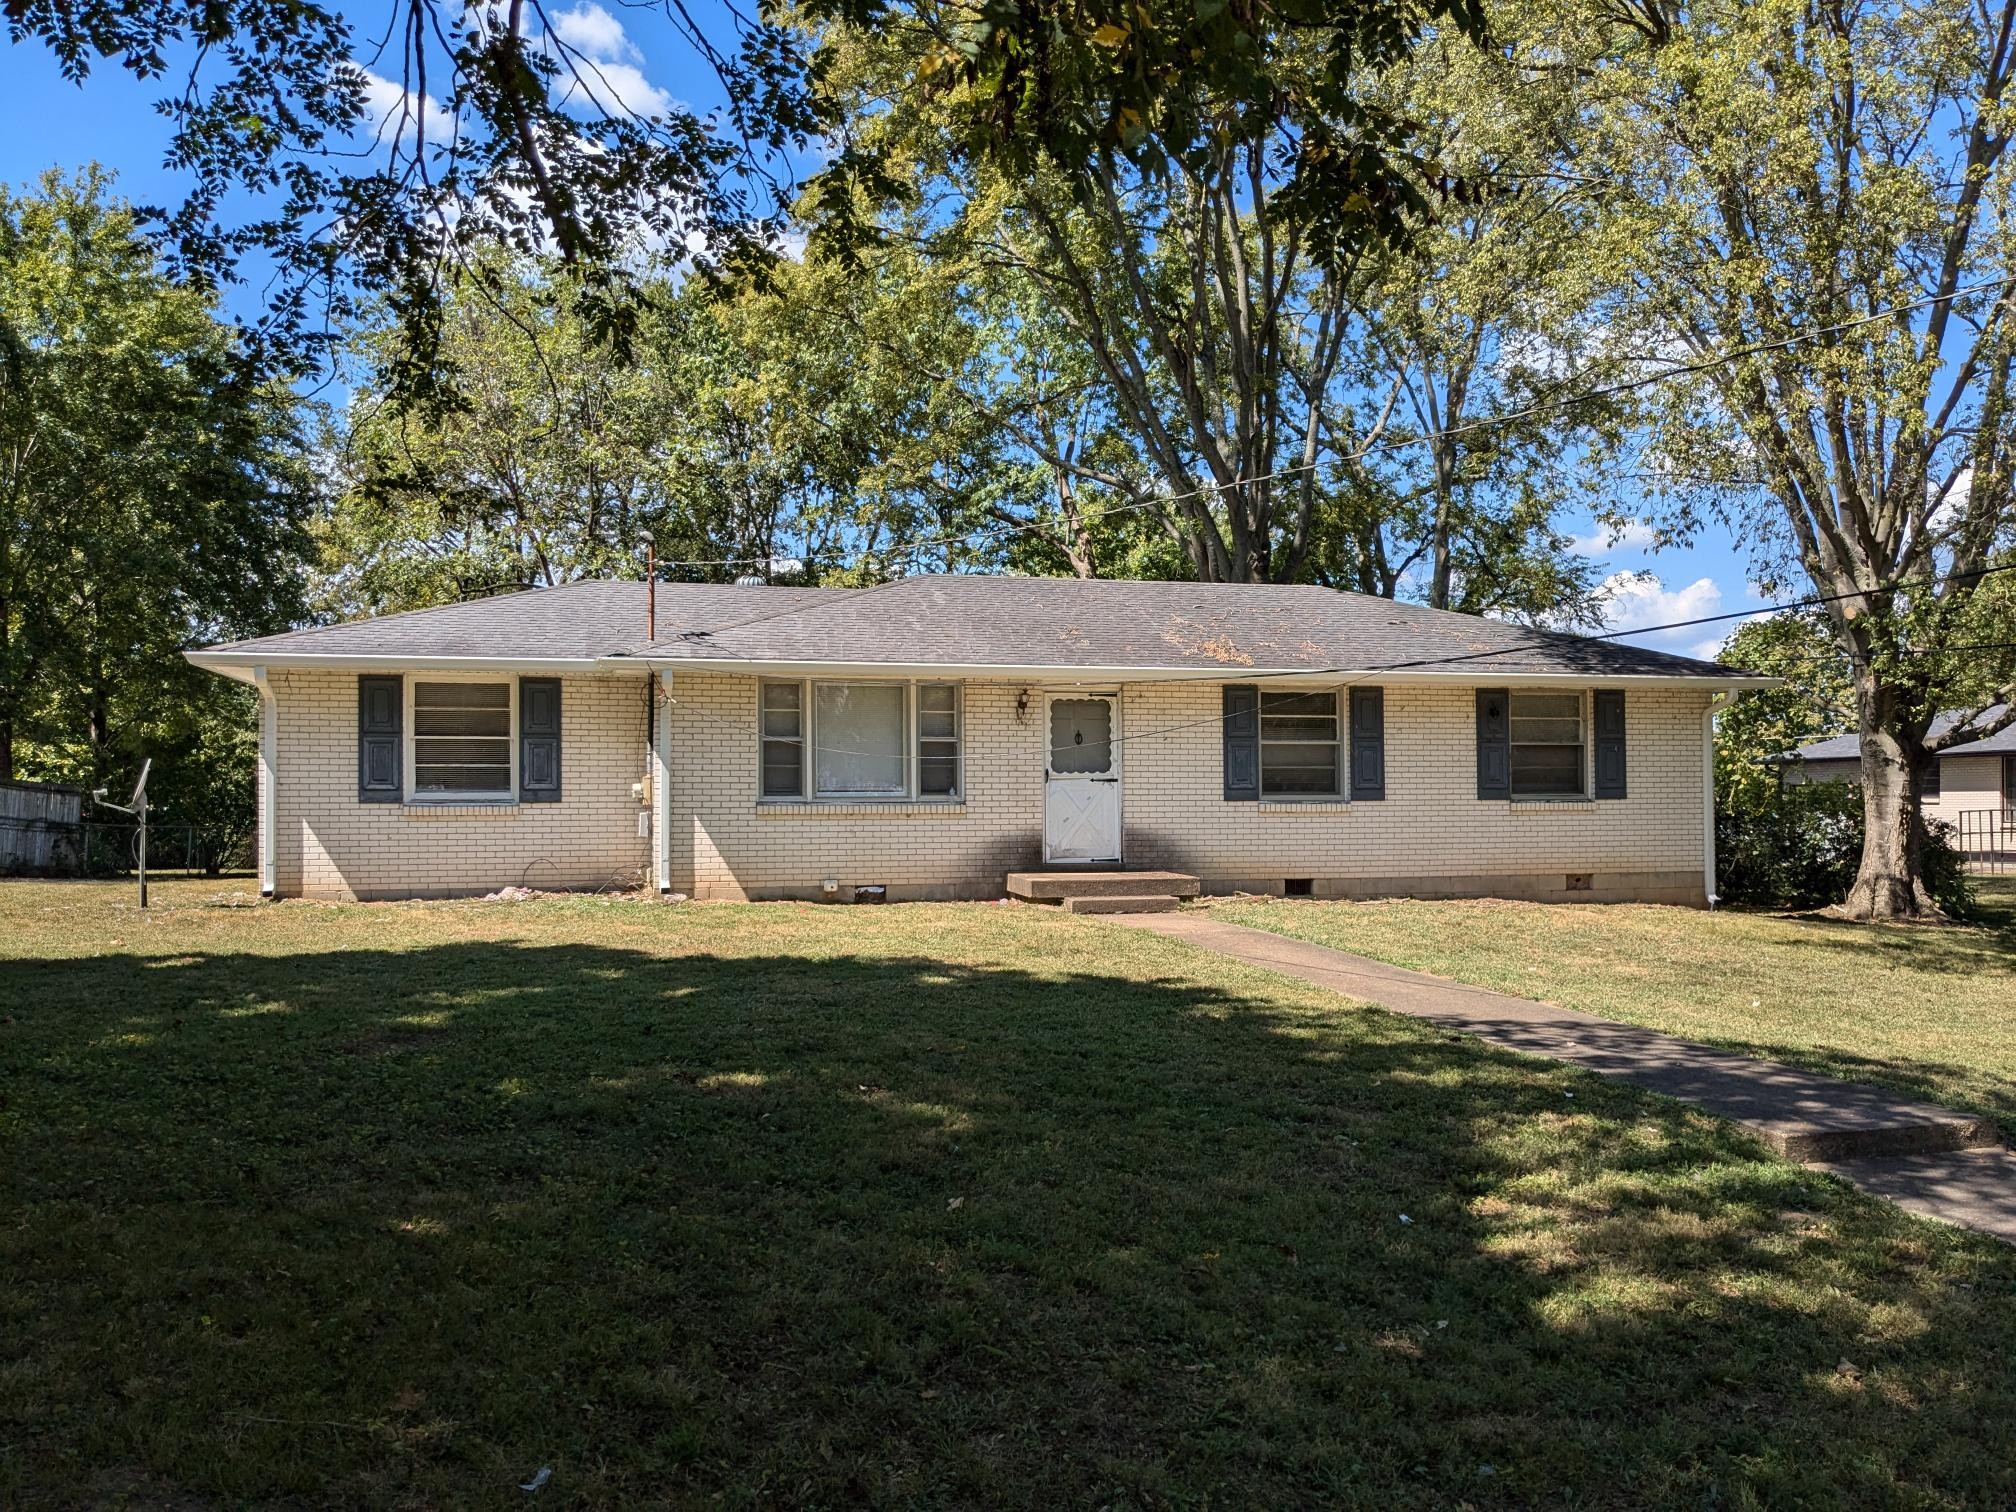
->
[5, 938, 2016, 1507]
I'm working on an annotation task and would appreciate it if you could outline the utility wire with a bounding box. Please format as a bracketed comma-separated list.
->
[652, 559, 2016, 761]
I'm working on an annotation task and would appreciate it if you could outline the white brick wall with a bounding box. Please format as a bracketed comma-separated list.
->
[262, 668, 1714, 904]
[265, 670, 651, 900]
[662, 673, 1712, 905]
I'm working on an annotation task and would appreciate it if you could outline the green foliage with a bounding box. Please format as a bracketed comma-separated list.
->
[1715, 779, 1975, 915]
[1714, 611, 1857, 807]
[0, 167, 310, 823]
[1542, 0, 2016, 913]
[323, 253, 1013, 611]
[6, 0, 821, 393]
[807, 0, 1486, 268]
[807, 16, 1614, 603]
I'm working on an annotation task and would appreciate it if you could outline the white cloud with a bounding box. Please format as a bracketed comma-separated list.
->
[1595, 570, 1723, 647]
[359, 70, 457, 147]
[1569, 521, 1660, 557]
[551, 3, 639, 62]
[545, 4, 675, 118]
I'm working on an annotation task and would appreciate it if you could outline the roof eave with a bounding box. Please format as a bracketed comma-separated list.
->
[185, 647, 1779, 690]
[184, 649, 621, 680]
[631, 654, 1779, 689]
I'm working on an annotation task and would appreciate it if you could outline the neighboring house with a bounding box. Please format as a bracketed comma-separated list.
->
[1779, 708, 2016, 829]
[186, 576, 1769, 905]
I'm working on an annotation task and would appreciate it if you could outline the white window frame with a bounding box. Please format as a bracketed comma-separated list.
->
[406, 674, 517, 804]
[757, 679, 963, 803]
[758, 680, 807, 800]
[1257, 686, 1343, 800]
[1508, 688, 1589, 800]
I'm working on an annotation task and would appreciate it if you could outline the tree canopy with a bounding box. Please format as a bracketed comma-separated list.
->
[0, 168, 311, 837]
[6, 0, 1486, 397]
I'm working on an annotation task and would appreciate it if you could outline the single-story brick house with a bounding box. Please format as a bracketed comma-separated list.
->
[186, 576, 1768, 905]
[1779, 708, 2016, 830]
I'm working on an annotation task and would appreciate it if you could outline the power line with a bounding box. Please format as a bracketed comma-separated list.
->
[654, 559, 2016, 760]
[641, 275, 2014, 574]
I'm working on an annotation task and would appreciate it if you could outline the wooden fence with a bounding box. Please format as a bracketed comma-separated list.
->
[0, 781, 84, 874]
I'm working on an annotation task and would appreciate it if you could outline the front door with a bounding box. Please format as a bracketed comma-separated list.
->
[1044, 693, 1121, 863]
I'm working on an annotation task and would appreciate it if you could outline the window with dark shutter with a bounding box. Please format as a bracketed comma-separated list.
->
[358, 675, 403, 803]
[520, 678, 562, 802]
[1476, 689, 1510, 799]
[1350, 687, 1385, 800]
[1223, 684, 1259, 800]
[1259, 690, 1341, 796]
[1593, 690, 1626, 800]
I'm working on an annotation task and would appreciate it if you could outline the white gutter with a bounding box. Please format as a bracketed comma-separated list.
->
[185, 650, 608, 682]
[1703, 690, 1737, 908]
[187, 647, 1780, 694]
[630, 655, 1781, 691]
[251, 665, 277, 898]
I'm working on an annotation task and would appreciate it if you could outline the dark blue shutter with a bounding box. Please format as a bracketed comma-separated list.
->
[1349, 687, 1385, 800]
[1593, 690, 1627, 800]
[358, 675, 403, 803]
[1476, 688, 1510, 799]
[520, 678, 562, 802]
[1223, 684, 1259, 801]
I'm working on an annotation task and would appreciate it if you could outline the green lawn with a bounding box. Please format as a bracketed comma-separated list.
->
[5, 881, 2016, 1508]
[1213, 878, 2016, 1132]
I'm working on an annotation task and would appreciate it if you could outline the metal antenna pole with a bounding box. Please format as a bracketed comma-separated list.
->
[92, 757, 151, 909]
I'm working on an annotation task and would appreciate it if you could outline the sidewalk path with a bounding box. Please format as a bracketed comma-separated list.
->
[1109, 909, 2016, 1243]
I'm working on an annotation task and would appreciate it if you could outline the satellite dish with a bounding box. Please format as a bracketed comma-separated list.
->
[126, 758, 151, 809]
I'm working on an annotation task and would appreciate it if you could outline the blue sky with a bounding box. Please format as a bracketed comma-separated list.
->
[0, 3, 1761, 656]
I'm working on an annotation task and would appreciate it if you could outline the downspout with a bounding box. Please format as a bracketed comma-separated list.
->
[251, 664, 277, 899]
[1702, 690, 1735, 909]
[654, 667, 674, 895]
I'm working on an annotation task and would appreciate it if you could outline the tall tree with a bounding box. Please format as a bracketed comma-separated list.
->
[814, 16, 1611, 607]
[1561, 0, 2016, 918]
[0, 167, 310, 821]
[323, 252, 992, 608]
[9, 0, 1482, 397]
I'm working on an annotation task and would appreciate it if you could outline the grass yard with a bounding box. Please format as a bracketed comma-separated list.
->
[5, 881, 2016, 1508]
[1214, 878, 2016, 1132]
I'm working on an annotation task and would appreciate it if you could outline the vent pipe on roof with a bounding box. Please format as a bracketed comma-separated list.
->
[734, 573, 766, 587]
[646, 541, 656, 642]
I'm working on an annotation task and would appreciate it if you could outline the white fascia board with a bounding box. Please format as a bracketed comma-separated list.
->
[631, 655, 1779, 691]
[184, 650, 624, 680]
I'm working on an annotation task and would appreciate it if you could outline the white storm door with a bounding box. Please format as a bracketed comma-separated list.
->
[1044, 693, 1121, 863]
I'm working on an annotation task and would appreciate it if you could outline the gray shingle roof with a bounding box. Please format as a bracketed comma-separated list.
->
[1787, 706, 2016, 761]
[628, 576, 1756, 679]
[194, 574, 1763, 682]
[201, 580, 843, 661]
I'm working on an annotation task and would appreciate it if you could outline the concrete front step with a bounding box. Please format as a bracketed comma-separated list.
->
[1006, 870, 1200, 901]
[1061, 894, 1182, 915]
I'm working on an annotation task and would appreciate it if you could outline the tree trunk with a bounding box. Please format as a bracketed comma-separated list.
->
[1841, 681, 1942, 921]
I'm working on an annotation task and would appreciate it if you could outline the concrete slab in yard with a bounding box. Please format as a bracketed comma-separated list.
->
[1110, 911, 2000, 1165]
[1818, 1149, 2016, 1243]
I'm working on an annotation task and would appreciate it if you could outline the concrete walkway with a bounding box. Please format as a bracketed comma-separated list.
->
[1109, 910, 2016, 1243]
